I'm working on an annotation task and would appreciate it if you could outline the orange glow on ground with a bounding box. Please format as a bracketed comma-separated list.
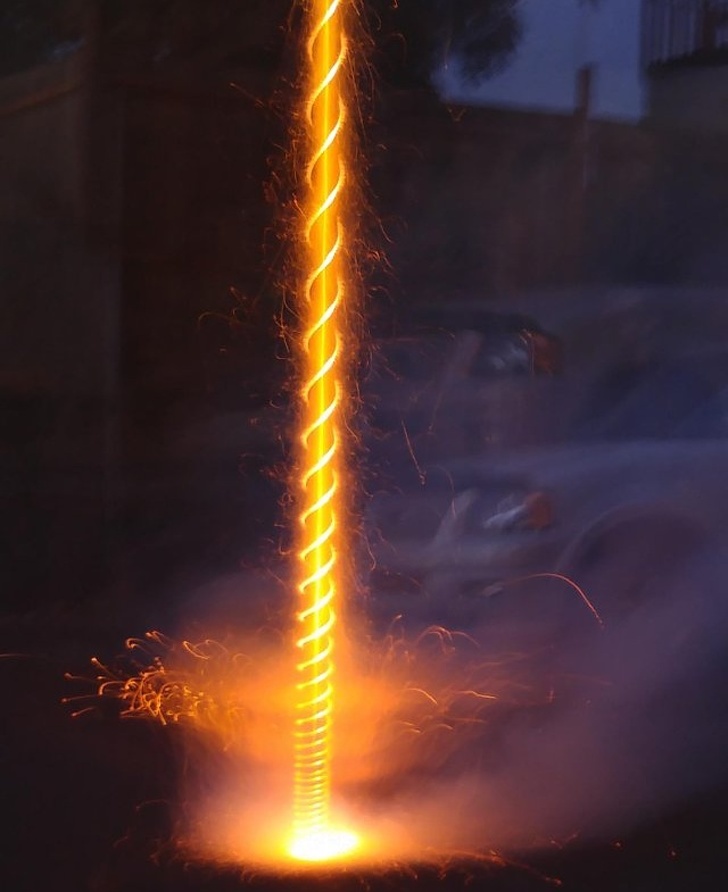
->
[287, 827, 360, 862]
[293, 0, 353, 854]
[73, 622, 556, 868]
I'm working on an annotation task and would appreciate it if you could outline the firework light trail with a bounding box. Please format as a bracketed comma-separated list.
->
[64, 0, 630, 876]
[65, 0, 607, 874]
[290, 0, 358, 861]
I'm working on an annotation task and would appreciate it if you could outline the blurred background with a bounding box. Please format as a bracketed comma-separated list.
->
[3, 0, 728, 614]
[3, 4, 728, 887]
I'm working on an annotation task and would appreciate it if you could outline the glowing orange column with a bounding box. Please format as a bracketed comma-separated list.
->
[291, 0, 355, 859]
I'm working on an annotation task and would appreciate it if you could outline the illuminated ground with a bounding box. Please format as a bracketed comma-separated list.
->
[2, 591, 728, 892]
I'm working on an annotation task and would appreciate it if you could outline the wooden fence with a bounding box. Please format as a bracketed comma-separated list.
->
[642, 0, 728, 66]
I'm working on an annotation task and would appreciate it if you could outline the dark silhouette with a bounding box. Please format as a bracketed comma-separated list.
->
[1, 0, 522, 90]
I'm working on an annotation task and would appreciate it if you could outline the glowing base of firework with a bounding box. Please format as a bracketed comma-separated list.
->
[70, 617, 541, 869]
[287, 827, 359, 862]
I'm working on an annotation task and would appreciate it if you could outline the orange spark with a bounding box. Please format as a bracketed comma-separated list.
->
[292, 0, 357, 860]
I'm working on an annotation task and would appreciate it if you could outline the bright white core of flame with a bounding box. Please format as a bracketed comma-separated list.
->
[288, 827, 360, 862]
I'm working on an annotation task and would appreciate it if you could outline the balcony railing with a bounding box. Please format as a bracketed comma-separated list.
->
[642, 0, 728, 66]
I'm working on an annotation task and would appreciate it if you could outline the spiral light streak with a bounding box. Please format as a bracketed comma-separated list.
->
[291, 0, 357, 861]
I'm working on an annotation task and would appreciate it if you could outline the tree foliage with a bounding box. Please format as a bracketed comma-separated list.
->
[0, 0, 85, 77]
[1, 0, 521, 90]
[367, 0, 521, 88]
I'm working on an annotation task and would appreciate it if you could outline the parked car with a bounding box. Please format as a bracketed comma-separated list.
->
[365, 439, 728, 637]
[360, 316, 563, 473]
[362, 290, 728, 463]
[363, 297, 728, 633]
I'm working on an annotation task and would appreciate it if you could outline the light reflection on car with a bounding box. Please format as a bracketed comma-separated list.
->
[363, 292, 728, 637]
